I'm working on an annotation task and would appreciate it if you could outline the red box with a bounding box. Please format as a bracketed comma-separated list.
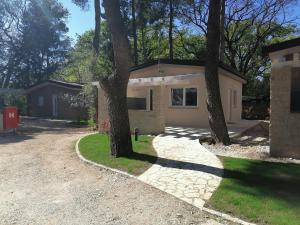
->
[3, 107, 19, 129]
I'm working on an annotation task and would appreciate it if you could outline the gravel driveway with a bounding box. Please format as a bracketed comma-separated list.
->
[0, 118, 231, 225]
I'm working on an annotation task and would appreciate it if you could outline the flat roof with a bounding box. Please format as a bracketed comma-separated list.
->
[130, 59, 245, 81]
[262, 37, 300, 56]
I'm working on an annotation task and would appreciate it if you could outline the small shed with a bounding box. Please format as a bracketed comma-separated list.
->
[26, 80, 88, 121]
[263, 37, 300, 159]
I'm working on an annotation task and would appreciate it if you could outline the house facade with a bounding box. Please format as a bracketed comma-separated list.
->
[27, 80, 87, 121]
[97, 60, 246, 134]
[263, 38, 300, 159]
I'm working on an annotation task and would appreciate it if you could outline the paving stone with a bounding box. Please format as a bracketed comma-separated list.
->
[138, 133, 223, 208]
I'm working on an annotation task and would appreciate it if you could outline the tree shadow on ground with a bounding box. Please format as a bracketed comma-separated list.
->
[211, 158, 300, 225]
[129, 152, 223, 177]
[0, 117, 87, 145]
[128, 152, 300, 212]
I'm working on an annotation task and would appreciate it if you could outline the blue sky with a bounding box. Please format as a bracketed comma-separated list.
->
[63, 0, 300, 44]
[62, 0, 95, 43]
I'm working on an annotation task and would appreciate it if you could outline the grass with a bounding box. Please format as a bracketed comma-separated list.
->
[208, 157, 300, 225]
[78, 133, 157, 176]
[69, 120, 89, 126]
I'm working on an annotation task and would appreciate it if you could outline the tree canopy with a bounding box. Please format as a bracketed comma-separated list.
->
[0, 0, 71, 88]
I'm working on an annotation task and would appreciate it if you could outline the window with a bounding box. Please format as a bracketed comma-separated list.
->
[171, 88, 198, 107]
[38, 96, 44, 107]
[150, 89, 153, 111]
[185, 88, 197, 106]
[291, 69, 300, 113]
[284, 54, 294, 61]
[171, 88, 184, 106]
[127, 97, 146, 110]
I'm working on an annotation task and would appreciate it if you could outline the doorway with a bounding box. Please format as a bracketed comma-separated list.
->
[52, 94, 58, 117]
[228, 89, 237, 123]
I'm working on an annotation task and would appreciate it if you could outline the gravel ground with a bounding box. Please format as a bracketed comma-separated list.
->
[0, 118, 233, 225]
[203, 122, 300, 164]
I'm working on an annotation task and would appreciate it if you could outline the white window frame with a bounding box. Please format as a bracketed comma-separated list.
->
[170, 87, 198, 108]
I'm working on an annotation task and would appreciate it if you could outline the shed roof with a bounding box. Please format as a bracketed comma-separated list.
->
[262, 37, 300, 56]
[27, 79, 83, 92]
[130, 59, 245, 82]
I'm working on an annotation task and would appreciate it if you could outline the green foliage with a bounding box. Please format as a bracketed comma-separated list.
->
[209, 157, 300, 225]
[0, 91, 27, 114]
[55, 22, 113, 82]
[69, 0, 299, 99]
[55, 21, 114, 125]
[0, 0, 71, 88]
[79, 133, 157, 175]
[224, 21, 298, 96]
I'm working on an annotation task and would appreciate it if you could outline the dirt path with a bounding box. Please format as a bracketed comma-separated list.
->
[0, 118, 232, 225]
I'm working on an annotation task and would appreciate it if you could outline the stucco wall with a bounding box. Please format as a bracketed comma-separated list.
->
[130, 64, 243, 128]
[98, 64, 243, 133]
[219, 73, 243, 123]
[270, 66, 300, 159]
[98, 86, 165, 134]
[163, 76, 209, 127]
[161, 73, 242, 128]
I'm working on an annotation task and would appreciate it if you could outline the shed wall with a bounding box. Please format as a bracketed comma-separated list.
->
[28, 84, 86, 120]
[270, 66, 300, 158]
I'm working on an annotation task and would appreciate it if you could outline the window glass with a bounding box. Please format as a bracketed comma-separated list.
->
[38, 96, 44, 107]
[171, 88, 183, 106]
[185, 88, 197, 106]
[291, 70, 300, 112]
[150, 89, 153, 111]
[284, 54, 294, 61]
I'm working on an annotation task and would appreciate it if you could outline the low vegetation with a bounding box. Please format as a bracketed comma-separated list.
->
[78, 133, 157, 175]
[208, 157, 300, 225]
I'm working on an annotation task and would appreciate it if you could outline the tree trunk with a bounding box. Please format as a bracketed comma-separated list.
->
[132, 0, 138, 65]
[169, 0, 174, 60]
[93, 0, 101, 55]
[101, 82, 133, 156]
[205, 0, 230, 145]
[219, 0, 225, 62]
[141, 26, 147, 62]
[102, 0, 133, 157]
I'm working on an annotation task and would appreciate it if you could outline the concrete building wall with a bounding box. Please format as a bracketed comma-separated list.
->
[130, 64, 243, 128]
[163, 76, 209, 127]
[98, 86, 165, 134]
[270, 66, 300, 158]
[98, 64, 244, 134]
[162, 73, 242, 128]
[219, 73, 243, 124]
[129, 86, 165, 134]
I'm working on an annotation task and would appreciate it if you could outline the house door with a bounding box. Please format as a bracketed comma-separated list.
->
[52, 95, 58, 117]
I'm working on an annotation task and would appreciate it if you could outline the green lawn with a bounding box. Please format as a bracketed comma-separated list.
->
[78, 133, 157, 175]
[208, 157, 300, 225]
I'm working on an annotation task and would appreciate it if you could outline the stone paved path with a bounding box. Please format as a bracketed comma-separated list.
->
[138, 130, 223, 208]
